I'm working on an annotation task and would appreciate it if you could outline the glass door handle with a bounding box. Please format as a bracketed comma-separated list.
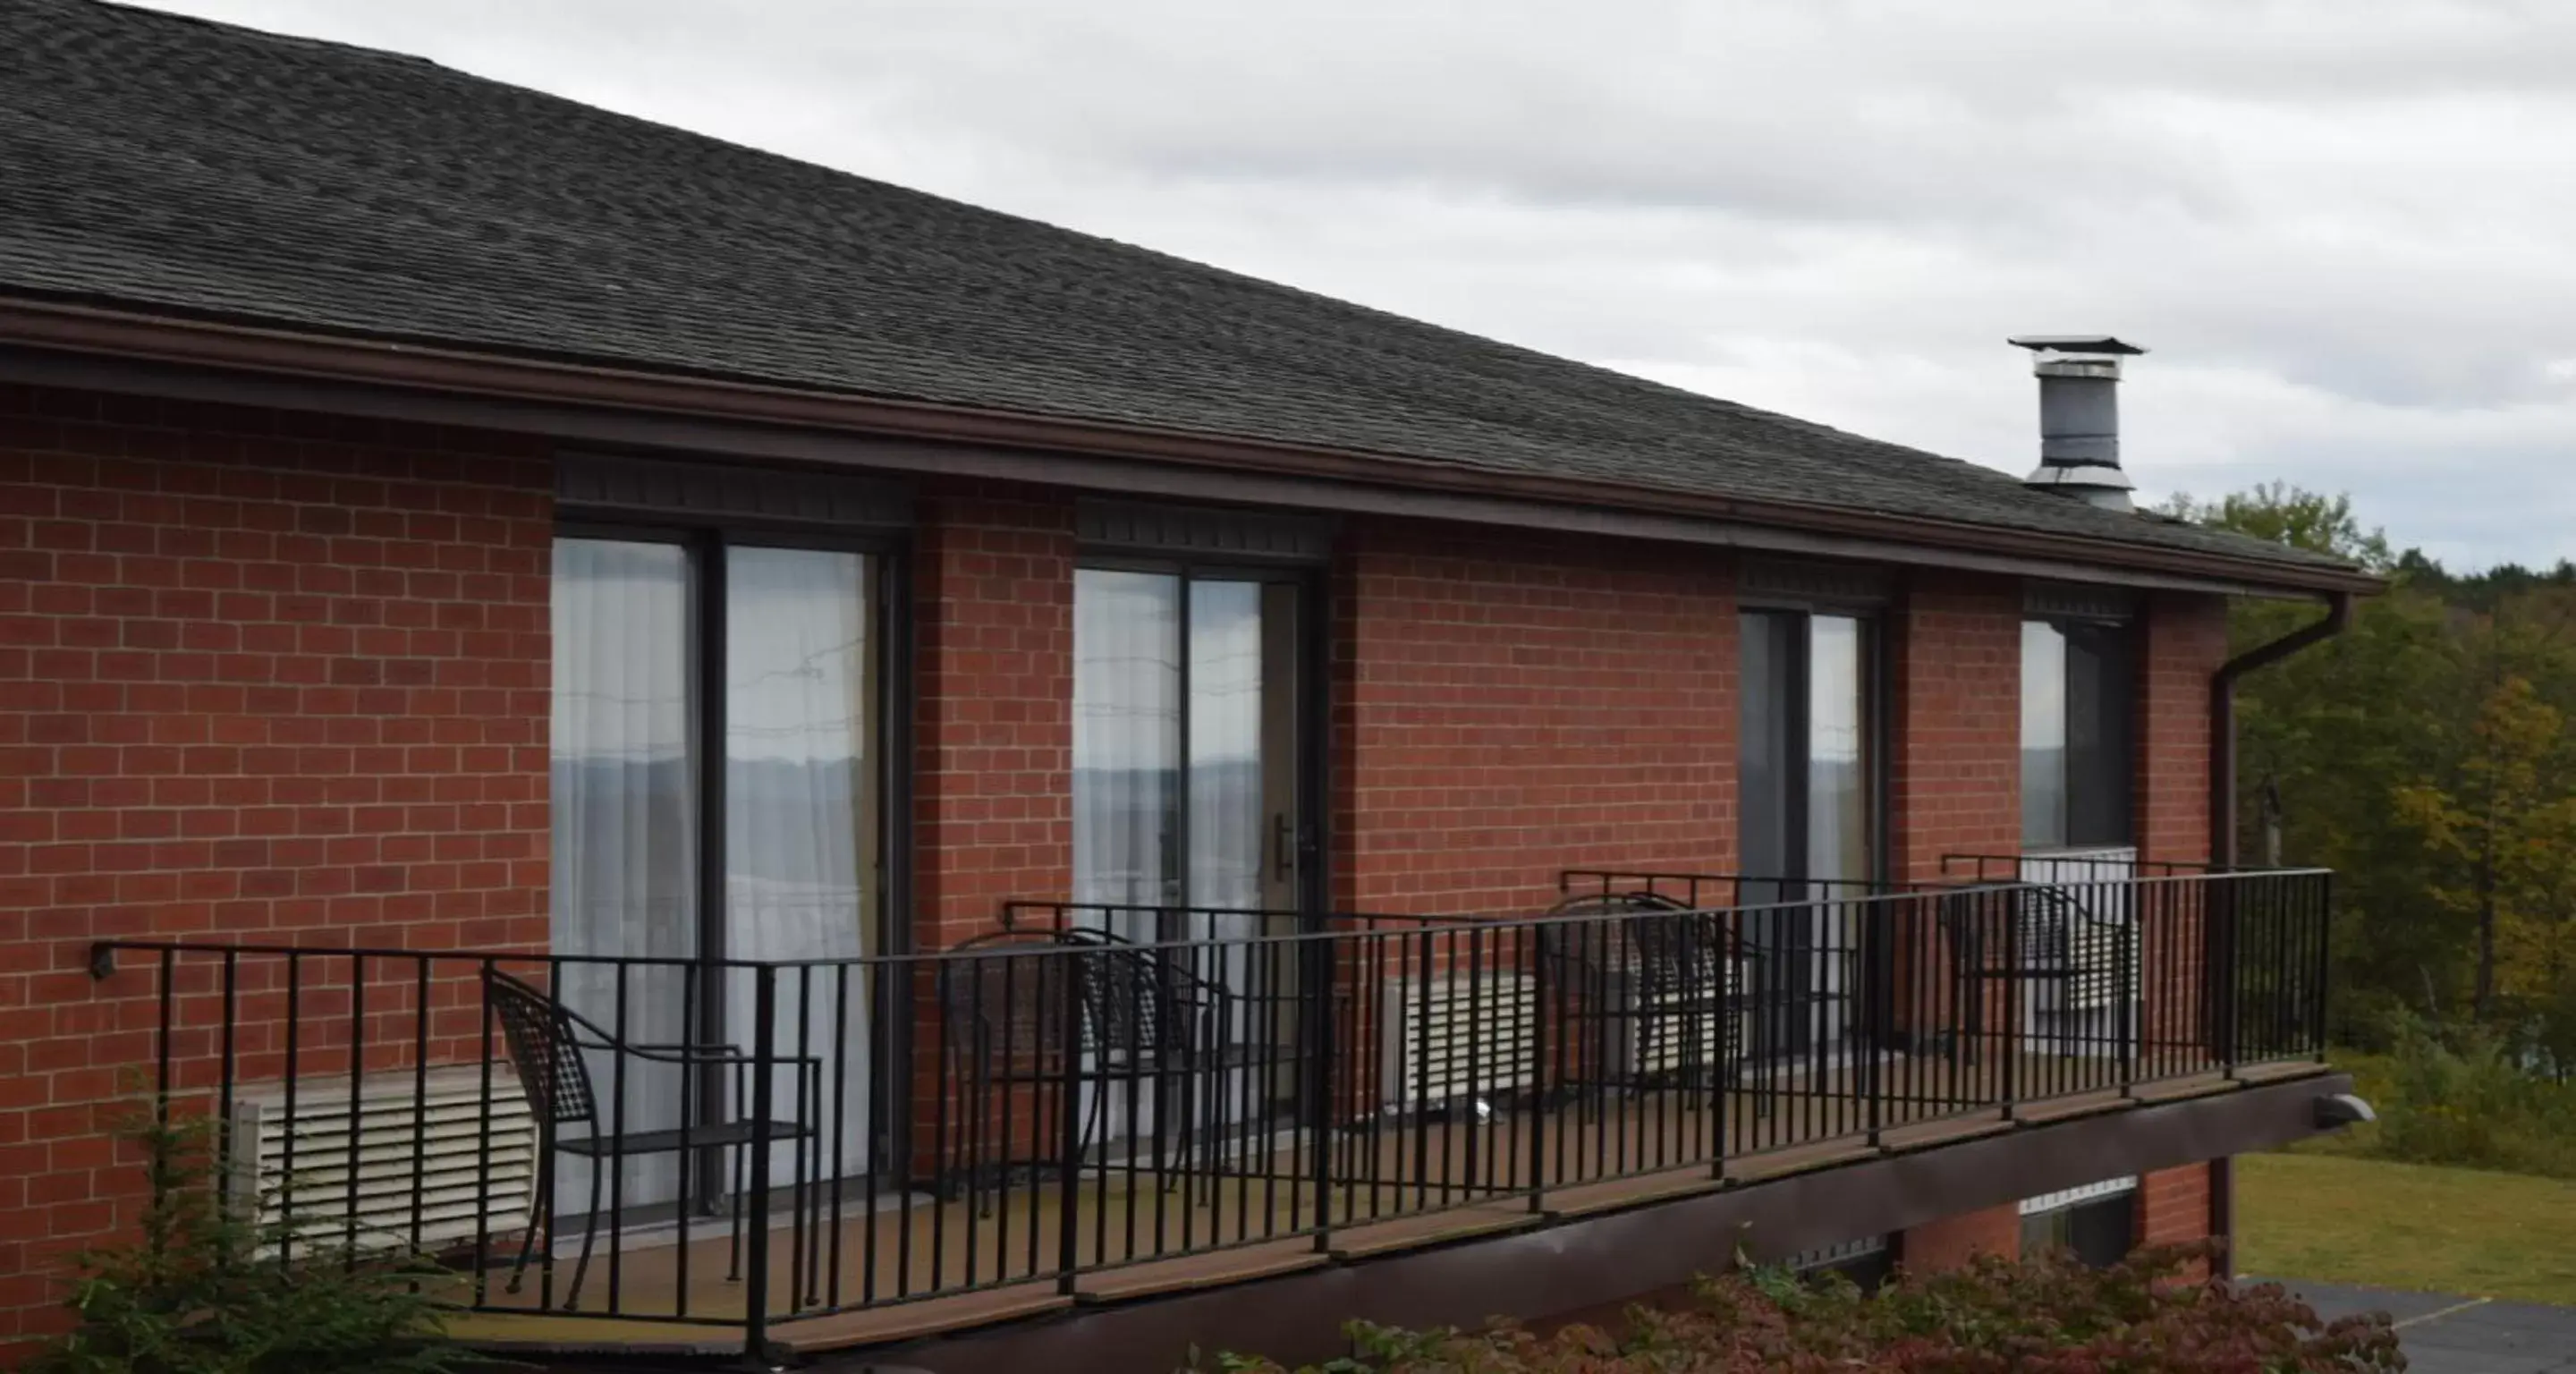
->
[1272, 813, 1295, 882]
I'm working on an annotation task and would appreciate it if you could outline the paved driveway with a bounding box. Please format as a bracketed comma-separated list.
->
[2262, 1277, 2576, 1374]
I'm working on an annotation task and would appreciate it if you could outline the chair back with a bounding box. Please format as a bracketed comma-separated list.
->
[939, 934, 1082, 1061]
[1545, 890, 1720, 994]
[1063, 929, 1191, 1057]
[487, 969, 600, 1127]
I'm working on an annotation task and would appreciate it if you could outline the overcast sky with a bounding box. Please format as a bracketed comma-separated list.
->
[146, 0, 2576, 569]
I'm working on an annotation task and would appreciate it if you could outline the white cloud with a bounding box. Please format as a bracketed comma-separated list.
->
[133, 0, 2576, 567]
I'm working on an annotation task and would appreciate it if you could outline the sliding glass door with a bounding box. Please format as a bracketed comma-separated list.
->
[1072, 568, 1309, 929]
[1072, 565, 1312, 1141]
[1739, 609, 1877, 1057]
[551, 534, 886, 1211]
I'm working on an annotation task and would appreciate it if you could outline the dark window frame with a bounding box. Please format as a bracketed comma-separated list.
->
[2022, 614, 2138, 852]
[1733, 598, 1891, 890]
[2019, 1190, 2138, 1268]
[1071, 551, 1331, 928]
[552, 513, 913, 1188]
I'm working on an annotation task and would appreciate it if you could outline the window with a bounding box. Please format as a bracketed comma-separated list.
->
[2021, 618, 2135, 850]
[2019, 1177, 2138, 1268]
[550, 530, 890, 1204]
[1740, 609, 1878, 1055]
[1072, 565, 1311, 925]
[1787, 1234, 1893, 1290]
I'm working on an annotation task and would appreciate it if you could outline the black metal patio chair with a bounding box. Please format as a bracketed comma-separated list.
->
[938, 925, 1255, 1210]
[1538, 890, 1762, 1105]
[1941, 882, 2134, 1062]
[484, 968, 823, 1311]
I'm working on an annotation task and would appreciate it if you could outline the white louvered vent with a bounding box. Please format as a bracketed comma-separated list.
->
[1381, 973, 1537, 1108]
[2021, 848, 2144, 1014]
[2021, 1175, 2138, 1216]
[226, 1066, 538, 1257]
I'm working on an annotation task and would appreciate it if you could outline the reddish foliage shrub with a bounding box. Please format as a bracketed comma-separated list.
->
[1221, 1244, 2404, 1373]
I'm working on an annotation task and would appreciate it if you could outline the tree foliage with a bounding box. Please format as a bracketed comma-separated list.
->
[2174, 484, 2576, 1069]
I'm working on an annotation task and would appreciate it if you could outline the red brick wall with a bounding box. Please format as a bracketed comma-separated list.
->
[2137, 595, 2228, 1064]
[905, 485, 1074, 1169]
[2137, 594, 2225, 867]
[1887, 573, 2021, 883]
[2138, 1163, 2214, 1277]
[2137, 1163, 2211, 1246]
[1900, 1201, 2021, 1270]
[0, 384, 551, 1344]
[1331, 521, 1737, 914]
[910, 483, 1074, 948]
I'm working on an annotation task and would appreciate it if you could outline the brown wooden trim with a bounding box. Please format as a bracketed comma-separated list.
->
[0, 298, 2381, 597]
[875, 1072, 2353, 1374]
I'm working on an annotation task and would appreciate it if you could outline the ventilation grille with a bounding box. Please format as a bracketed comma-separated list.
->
[2021, 848, 2143, 1013]
[1381, 973, 1537, 1108]
[1788, 1233, 1889, 1271]
[2021, 1175, 2139, 1216]
[226, 1066, 538, 1257]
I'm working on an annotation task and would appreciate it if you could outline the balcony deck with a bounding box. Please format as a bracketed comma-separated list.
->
[440, 1055, 2330, 1358]
[88, 864, 2335, 1363]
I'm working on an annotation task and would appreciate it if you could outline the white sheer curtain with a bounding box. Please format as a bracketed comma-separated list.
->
[2022, 621, 2070, 847]
[551, 539, 697, 1214]
[1806, 616, 1870, 886]
[1806, 615, 1870, 1050]
[1187, 581, 1267, 1018]
[723, 548, 875, 1183]
[1073, 569, 1182, 937]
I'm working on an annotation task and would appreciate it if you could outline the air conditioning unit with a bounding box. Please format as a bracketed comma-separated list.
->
[1380, 973, 1537, 1112]
[225, 1065, 538, 1258]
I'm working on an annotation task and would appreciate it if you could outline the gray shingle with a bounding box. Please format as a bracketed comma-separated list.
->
[0, 0, 2354, 577]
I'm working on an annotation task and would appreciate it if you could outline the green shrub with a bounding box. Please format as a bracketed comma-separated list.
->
[28, 1107, 480, 1374]
[1219, 1245, 2401, 1373]
[2302, 1018, 2576, 1177]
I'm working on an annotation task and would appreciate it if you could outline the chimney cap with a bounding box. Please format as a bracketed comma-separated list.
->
[2008, 335, 2148, 356]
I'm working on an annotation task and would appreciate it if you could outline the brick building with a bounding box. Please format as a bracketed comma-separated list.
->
[0, 2, 2377, 1368]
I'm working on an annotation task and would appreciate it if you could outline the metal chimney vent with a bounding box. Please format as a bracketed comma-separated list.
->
[2008, 335, 2146, 513]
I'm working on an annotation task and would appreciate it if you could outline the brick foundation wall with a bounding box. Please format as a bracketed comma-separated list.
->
[1900, 1201, 2021, 1269]
[2138, 1162, 2215, 1276]
[1330, 521, 1738, 914]
[0, 384, 551, 1344]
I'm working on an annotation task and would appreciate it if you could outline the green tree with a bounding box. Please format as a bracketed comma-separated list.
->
[2393, 674, 2576, 1022]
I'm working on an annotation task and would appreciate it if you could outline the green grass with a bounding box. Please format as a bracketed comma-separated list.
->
[2238, 1152, 2576, 1305]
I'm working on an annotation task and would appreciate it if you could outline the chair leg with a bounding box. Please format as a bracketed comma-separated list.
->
[506, 1150, 548, 1294]
[727, 1135, 747, 1283]
[564, 1160, 605, 1311]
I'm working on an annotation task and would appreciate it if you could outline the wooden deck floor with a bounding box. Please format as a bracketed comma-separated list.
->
[442, 1056, 2326, 1355]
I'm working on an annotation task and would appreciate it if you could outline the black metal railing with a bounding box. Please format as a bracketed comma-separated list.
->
[85, 865, 2330, 1360]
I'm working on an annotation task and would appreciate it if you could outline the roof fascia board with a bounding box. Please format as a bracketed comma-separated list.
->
[0, 301, 2378, 599]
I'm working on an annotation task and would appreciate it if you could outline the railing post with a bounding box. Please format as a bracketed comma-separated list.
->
[2216, 876, 2242, 1078]
[1999, 889, 2019, 1121]
[742, 966, 776, 1363]
[1309, 930, 1335, 1253]
[1861, 898, 1884, 1148]
[2314, 871, 2334, 1060]
[1528, 926, 1548, 1209]
[1056, 948, 1085, 1294]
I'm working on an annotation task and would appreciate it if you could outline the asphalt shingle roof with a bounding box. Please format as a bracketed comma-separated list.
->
[0, 0, 2356, 579]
